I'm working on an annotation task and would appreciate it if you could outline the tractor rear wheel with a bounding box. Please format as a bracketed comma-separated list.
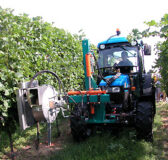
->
[135, 101, 153, 142]
[70, 116, 91, 141]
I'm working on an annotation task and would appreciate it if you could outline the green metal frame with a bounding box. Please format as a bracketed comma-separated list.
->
[82, 39, 98, 90]
[68, 94, 110, 103]
[68, 39, 117, 124]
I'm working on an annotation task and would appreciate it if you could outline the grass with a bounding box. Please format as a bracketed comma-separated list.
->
[49, 130, 156, 160]
[0, 122, 47, 159]
[0, 102, 168, 160]
[49, 102, 167, 160]
[152, 102, 168, 159]
[0, 116, 64, 159]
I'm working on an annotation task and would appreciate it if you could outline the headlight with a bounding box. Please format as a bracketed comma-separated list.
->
[112, 87, 120, 93]
[100, 44, 105, 49]
[106, 87, 120, 93]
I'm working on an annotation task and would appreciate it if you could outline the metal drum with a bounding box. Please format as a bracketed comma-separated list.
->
[28, 85, 61, 123]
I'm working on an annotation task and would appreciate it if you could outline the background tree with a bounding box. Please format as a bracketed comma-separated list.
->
[128, 14, 168, 95]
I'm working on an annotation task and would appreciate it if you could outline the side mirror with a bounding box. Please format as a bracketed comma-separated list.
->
[144, 44, 151, 55]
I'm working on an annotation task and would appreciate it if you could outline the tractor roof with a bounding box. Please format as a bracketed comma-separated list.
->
[97, 37, 128, 48]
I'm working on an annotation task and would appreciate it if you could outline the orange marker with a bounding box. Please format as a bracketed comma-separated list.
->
[131, 86, 136, 91]
[85, 53, 92, 77]
[67, 90, 106, 95]
[90, 104, 95, 114]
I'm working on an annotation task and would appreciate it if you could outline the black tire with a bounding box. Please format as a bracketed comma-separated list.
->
[70, 116, 90, 142]
[135, 101, 153, 142]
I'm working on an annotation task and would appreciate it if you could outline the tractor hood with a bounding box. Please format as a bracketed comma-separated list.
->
[99, 74, 130, 87]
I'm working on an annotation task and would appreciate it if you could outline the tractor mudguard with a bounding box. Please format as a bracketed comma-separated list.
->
[142, 73, 153, 96]
[141, 73, 156, 115]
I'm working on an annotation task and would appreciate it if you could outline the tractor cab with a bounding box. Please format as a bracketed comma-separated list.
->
[96, 33, 154, 115]
[96, 36, 139, 95]
[97, 37, 138, 76]
[97, 32, 151, 77]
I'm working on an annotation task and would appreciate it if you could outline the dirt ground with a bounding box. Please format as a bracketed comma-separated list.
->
[2, 119, 72, 160]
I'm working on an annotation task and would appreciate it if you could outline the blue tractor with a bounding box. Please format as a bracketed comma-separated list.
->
[69, 30, 155, 142]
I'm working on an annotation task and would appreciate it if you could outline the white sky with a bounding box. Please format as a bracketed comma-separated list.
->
[0, 0, 168, 71]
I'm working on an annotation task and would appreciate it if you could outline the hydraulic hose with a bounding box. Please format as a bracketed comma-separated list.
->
[92, 52, 105, 81]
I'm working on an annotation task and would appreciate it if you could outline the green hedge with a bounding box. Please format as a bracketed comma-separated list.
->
[0, 7, 84, 133]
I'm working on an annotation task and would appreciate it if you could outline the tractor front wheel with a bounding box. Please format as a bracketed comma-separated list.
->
[70, 116, 91, 141]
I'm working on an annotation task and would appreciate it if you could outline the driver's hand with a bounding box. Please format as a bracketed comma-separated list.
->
[113, 63, 118, 67]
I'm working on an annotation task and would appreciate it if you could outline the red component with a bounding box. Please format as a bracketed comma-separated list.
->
[90, 104, 95, 114]
[131, 86, 136, 91]
[67, 89, 106, 95]
[113, 108, 116, 114]
[116, 28, 121, 36]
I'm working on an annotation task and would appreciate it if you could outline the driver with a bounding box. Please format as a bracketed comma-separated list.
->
[118, 51, 133, 66]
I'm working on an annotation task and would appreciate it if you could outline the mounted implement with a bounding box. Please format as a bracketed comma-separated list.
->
[17, 30, 155, 143]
